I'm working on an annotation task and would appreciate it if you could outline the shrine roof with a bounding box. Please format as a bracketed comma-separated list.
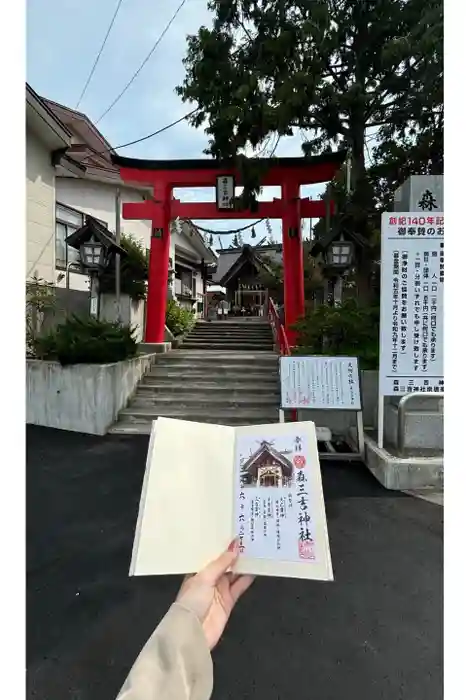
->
[211, 244, 283, 284]
[111, 150, 346, 172]
[243, 441, 293, 474]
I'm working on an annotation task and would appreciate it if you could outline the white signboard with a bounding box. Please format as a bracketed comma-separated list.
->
[379, 212, 444, 398]
[280, 356, 361, 410]
[216, 175, 235, 210]
[90, 295, 98, 317]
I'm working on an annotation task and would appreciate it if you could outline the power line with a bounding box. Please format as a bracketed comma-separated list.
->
[95, 0, 188, 124]
[80, 108, 199, 163]
[75, 0, 125, 109]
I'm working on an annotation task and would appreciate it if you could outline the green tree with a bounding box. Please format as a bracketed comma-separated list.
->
[177, 0, 443, 299]
[99, 233, 149, 301]
[258, 241, 325, 304]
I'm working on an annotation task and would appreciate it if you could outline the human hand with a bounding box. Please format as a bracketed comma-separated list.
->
[176, 539, 254, 651]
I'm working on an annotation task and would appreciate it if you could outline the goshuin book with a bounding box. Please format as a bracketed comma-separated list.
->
[130, 417, 333, 581]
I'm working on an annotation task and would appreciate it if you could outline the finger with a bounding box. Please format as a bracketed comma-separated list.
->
[230, 574, 255, 604]
[201, 544, 239, 585]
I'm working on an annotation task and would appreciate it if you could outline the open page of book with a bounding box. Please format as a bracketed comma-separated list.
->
[232, 421, 333, 581]
[130, 417, 235, 576]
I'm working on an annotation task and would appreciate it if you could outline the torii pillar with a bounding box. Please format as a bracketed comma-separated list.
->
[281, 180, 304, 344]
[145, 183, 172, 345]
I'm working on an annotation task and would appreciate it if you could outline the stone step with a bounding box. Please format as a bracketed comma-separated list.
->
[152, 352, 278, 365]
[181, 335, 273, 350]
[189, 327, 273, 333]
[183, 337, 272, 343]
[195, 322, 270, 328]
[130, 393, 279, 408]
[145, 370, 279, 382]
[182, 342, 273, 351]
[384, 404, 444, 451]
[139, 380, 279, 393]
[148, 366, 278, 379]
[109, 415, 279, 434]
[118, 406, 279, 424]
[186, 333, 273, 340]
[158, 346, 279, 360]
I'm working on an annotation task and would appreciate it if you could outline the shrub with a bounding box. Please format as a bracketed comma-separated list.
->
[293, 298, 380, 370]
[33, 315, 138, 366]
[26, 277, 58, 357]
[165, 299, 195, 337]
[99, 233, 149, 301]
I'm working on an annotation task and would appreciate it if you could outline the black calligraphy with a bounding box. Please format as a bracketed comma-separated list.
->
[239, 491, 246, 552]
[296, 471, 312, 542]
[418, 190, 438, 211]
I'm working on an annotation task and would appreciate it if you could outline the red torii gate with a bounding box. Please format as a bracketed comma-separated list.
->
[111, 151, 346, 344]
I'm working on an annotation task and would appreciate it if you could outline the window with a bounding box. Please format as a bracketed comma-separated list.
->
[55, 203, 107, 270]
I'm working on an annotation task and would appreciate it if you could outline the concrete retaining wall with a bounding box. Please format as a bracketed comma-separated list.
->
[26, 353, 157, 435]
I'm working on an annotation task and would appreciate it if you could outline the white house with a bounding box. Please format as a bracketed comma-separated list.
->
[41, 98, 153, 293]
[26, 85, 216, 336]
[26, 84, 83, 283]
[169, 219, 217, 315]
[42, 98, 217, 314]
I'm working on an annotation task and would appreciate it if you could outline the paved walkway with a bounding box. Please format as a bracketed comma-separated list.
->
[27, 426, 443, 700]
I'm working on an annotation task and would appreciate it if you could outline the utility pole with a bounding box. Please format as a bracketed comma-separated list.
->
[115, 188, 121, 322]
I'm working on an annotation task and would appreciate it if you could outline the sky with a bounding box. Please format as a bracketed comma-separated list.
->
[26, 0, 327, 247]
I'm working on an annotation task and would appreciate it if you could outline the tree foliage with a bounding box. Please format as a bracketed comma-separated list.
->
[258, 242, 325, 304]
[178, 1, 442, 223]
[177, 0, 442, 301]
[177, 0, 442, 181]
[26, 277, 58, 357]
[99, 234, 149, 301]
[293, 298, 380, 369]
[165, 299, 196, 337]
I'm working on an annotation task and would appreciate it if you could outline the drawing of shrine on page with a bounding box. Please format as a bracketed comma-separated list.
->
[233, 429, 316, 563]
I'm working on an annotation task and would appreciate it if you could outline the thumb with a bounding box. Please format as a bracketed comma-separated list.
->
[201, 540, 238, 585]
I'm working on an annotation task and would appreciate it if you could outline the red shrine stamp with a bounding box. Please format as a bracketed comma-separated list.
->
[298, 540, 315, 560]
[293, 455, 306, 469]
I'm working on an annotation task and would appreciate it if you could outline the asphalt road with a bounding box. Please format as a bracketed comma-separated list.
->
[27, 426, 443, 700]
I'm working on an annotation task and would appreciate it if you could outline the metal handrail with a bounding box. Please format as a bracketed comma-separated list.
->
[397, 392, 444, 455]
[267, 298, 291, 356]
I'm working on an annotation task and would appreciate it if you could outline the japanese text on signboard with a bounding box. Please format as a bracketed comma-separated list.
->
[280, 356, 361, 410]
[380, 212, 444, 396]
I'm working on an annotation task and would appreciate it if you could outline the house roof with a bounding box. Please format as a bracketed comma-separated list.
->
[171, 219, 217, 265]
[41, 97, 115, 170]
[40, 98, 152, 192]
[26, 83, 73, 150]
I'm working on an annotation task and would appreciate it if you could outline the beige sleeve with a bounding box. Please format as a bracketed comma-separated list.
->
[116, 603, 213, 700]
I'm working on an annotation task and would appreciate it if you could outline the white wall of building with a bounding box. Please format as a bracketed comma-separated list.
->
[56, 177, 151, 246]
[54, 177, 152, 292]
[26, 130, 56, 282]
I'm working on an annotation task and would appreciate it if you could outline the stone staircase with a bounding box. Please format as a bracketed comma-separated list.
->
[109, 320, 280, 434]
